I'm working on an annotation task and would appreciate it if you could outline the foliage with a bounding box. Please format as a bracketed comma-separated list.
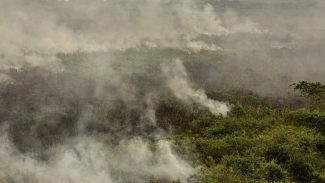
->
[4, 79, 325, 183]
[260, 161, 287, 182]
[286, 109, 325, 134]
[166, 85, 325, 183]
[292, 81, 325, 110]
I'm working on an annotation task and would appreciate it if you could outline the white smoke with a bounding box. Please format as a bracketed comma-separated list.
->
[0, 1, 268, 182]
[0, 135, 195, 183]
[162, 58, 230, 116]
[0, 0, 264, 71]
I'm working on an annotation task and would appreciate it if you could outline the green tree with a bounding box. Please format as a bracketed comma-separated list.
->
[292, 81, 325, 110]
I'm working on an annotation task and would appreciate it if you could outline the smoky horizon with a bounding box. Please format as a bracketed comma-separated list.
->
[0, 0, 324, 183]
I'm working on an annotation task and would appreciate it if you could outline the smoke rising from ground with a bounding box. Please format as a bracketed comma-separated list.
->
[163, 59, 230, 116]
[0, 0, 324, 182]
[1, 0, 322, 95]
[0, 0, 264, 72]
[0, 135, 194, 183]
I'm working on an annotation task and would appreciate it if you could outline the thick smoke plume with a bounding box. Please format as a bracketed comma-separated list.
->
[0, 134, 194, 183]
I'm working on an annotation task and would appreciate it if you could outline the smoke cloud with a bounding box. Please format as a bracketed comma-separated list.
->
[162, 58, 230, 116]
[0, 134, 194, 183]
[0, 0, 264, 71]
[0, 0, 324, 182]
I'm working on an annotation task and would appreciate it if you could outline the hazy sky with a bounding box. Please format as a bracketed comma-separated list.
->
[1, 0, 324, 95]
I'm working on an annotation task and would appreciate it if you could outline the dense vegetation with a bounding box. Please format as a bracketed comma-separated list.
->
[1, 74, 324, 182]
[161, 82, 325, 183]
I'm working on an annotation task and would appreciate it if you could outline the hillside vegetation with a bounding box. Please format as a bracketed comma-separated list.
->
[2, 79, 324, 183]
[162, 82, 325, 183]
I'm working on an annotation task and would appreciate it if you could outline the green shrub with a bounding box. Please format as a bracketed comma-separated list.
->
[230, 102, 245, 118]
[260, 161, 287, 182]
[159, 90, 325, 183]
[286, 110, 325, 134]
[287, 158, 318, 182]
[202, 164, 243, 183]
[221, 155, 264, 177]
[194, 138, 230, 163]
[224, 136, 256, 156]
[263, 145, 290, 164]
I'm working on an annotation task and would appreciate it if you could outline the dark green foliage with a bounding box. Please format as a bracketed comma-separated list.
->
[230, 102, 245, 118]
[292, 81, 325, 110]
[286, 110, 325, 134]
[222, 155, 264, 176]
[293, 81, 325, 100]
[260, 161, 287, 182]
[3, 78, 325, 183]
[287, 158, 317, 183]
[168, 89, 325, 183]
[156, 98, 206, 133]
[263, 145, 290, 164]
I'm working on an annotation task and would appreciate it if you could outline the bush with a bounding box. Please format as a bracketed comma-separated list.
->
[260, 161, 287, 182]
[287, 158, 317, 182]
[221, 155, 264, 177]
[194, 138, 230, 163]
[154, 88, 325, 183]
[286, 110, 325, 134]
[263, 145, 290, 164]
[230, 102, 245, 118]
